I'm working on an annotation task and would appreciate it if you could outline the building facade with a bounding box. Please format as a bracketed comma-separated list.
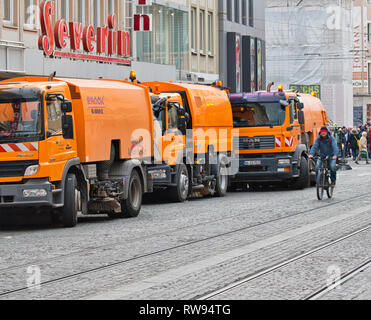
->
[353, 0, 371, 127]
[0, 0, 218, 82]
[265, 0, 353, 127]
[1, 0, 176, 81]
[218, 0, 266, 93]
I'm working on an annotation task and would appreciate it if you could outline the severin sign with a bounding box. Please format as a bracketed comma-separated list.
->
[38, 0, 131, 65]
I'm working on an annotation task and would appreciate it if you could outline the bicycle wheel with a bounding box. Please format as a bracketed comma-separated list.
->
[326, 173, 334, 199]
[316, 170, 325, 200]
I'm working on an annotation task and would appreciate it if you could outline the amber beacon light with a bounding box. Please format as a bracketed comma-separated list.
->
[130, 71, 137, 82]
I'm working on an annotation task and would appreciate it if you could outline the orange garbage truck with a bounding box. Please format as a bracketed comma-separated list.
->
[0, 76, 163, 227]
[143, 81, 234, 202]
[229, 88, 329, 190]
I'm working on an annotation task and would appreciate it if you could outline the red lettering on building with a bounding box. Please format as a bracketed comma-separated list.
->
[69, 22, 82, 50]
[38, 0, 55, 56]
[54, 20, 68, 49]
[38, 0, 131, 61]
[118, 31, 130, 57]
[83, 26, 95, 52]
[133, 14, 152, 31]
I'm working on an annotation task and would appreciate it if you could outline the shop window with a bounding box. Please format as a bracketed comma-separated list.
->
[249, 0, 254, 27]
[4, 0, 14, 26]
[208, 12, 214, 55]
[227, 0, 232, 21]
[94, 0, 100, 26]
[61, 0, 69, 21]
[108, 0, 115, 15]
[78, 0, 85, 24]
[235, 0, 240, 23]
[191, 7, 197, 52]
[136, 4, 189, 71]
[242, 0, 247, 25]
[24, 0, 37, 29]
[200, 10, 205, 54]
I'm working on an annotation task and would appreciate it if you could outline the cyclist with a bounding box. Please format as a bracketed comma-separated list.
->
[309, 127, 338, 187]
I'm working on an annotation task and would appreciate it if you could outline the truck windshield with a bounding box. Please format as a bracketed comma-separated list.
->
[0, 100, 42, 141]
[232, 102, 286, 128]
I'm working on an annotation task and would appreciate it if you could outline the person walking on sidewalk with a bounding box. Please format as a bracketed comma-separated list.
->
[355, 131, 370, 164]
[309, 127, 338, 187]
[349, 128, 360, 160]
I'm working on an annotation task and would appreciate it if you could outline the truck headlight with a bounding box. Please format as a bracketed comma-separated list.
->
[278, 159, 291, 165]
[23, 189, 47, 198]
[149, 169, 167, 179]
[24, 165, 39, 176]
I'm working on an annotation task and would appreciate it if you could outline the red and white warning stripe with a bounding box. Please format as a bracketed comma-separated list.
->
[285, 137, 294, 147]
[0, 143, 38, 153]
[275, 137, 281, 148]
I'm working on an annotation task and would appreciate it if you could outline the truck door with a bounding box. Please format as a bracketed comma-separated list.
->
[162, 101, 185, 165]
[289, 99, 301, 148]
[45, 95, 76, 164]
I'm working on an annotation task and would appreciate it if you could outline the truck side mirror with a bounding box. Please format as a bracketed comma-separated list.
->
[61, 100, 72, 113]
[298, 110, 305, 125]
[280, 100, 288, 109]
[177, 108, 187, 134]
[297, 102, 304, 110]
[62, 115, 74, 139]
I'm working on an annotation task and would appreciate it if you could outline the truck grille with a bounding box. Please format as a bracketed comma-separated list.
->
[0, 161, 38, 178]
[235, 136, 275, 150]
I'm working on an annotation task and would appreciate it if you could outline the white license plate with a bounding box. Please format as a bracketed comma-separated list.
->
[244, 160, 262, 166]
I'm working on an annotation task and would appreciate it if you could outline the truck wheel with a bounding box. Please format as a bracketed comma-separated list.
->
[291, 156, 310, 190]
[61, 173, 78, 228]
[120, 170, 143, 218]
[168, 164, 189, 202]
[214, 160, 229, 197]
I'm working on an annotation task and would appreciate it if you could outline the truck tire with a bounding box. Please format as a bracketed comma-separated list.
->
[291, 156, 310, 190]
[214, 160, 228, 197]
[61, 173, 78, 228]
[168, 164, 189, 202]
[119, 170, 143, 218]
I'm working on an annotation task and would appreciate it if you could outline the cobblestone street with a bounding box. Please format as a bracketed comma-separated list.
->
[0, 161, 369, 300]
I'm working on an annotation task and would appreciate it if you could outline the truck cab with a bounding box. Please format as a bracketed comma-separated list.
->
[230, 90, 316, 190]
[0, 80, 77, 210]
[0, 77, 154, 227]
[144, 82, 234, 202]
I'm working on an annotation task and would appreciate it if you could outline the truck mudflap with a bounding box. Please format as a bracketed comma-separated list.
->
[0, 178, 57, 208]
[233, 155, 299, 182]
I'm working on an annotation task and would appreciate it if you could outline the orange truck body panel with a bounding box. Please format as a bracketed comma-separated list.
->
[0, 77, 154, 184]
[144, 82, 234, 156]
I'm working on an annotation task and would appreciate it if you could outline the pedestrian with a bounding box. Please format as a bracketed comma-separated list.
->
[355, 131, 369, 164]
[338, 126, 347, 159]
[348, 128, 359, 161]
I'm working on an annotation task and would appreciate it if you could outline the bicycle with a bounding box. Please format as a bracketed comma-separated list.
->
[315, 156, 334, 200]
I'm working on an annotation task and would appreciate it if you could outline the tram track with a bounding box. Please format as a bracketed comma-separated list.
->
[196, 225, 371, 300]
[304, 259, 371, 300]
[1, 191, 368, 274]
[0, 193, 370, 298]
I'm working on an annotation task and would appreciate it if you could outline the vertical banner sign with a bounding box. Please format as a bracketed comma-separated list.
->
[363, 7, 368, 88]
[257, 39, 262, 91]
[236, 34, 241, 93]
[250, 37, 256, 92]
[134, 0, 153, 31]
[353, 7, 362, 88]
